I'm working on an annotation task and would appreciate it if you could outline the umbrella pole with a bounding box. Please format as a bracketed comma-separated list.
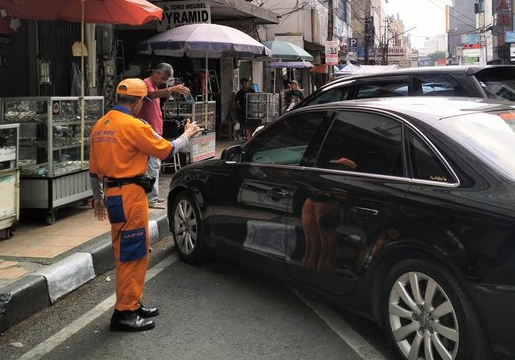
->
[80, 0, 85, 165]
[204, 51, 208, 129]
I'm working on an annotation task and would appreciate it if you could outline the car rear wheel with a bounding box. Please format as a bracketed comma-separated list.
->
[382, 259, 490, 360]
[170, 191, 208, 264]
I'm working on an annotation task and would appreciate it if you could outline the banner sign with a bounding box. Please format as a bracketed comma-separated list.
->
[157, 1, 211, 31]
[325, 40, 338, 65]
[189, 132, 216, 162]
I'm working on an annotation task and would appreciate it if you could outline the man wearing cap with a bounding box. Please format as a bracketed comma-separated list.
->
[284, 80, 304, 111]
[89, 78, 201, 332]
[138, 63, 190, 209]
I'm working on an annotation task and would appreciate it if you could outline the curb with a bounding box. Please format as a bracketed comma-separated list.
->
[0, 213, 169, 333]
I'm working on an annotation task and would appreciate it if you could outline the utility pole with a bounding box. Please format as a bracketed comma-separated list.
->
[364, 13, 373, 64]
[363, 0, 372, 65]
[381, 18, 389, 65]
[327, 0, 333, 41]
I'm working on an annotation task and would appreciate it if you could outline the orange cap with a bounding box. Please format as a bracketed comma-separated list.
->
[117, 78, 149, 100]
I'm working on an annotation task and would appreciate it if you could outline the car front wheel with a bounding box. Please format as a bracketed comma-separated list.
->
[382, 259, 490, 360]
[170, 191, 208, 264]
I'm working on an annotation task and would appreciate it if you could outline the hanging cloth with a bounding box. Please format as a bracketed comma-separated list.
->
[71, 61, 81, 96]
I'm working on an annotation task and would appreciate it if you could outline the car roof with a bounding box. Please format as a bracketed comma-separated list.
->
[295, 96, 515, 122]
[328, 65, 515, 83]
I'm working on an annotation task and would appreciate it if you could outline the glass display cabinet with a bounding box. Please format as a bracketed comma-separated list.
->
[162, 100, 216, 163]
[0, 96, 104, 224]
[163, 100, 216, 131]
[246, 93, 280, 124]
[0, 123, 19, 238]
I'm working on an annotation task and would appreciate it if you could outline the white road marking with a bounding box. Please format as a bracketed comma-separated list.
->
[292, 288, 388, 360]
[18, 255, 179, 360]
[18, 254, 387, 360]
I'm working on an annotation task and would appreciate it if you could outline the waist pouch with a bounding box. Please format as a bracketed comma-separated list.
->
[107, 175, 156, 193]
[134, 174, 156, 193]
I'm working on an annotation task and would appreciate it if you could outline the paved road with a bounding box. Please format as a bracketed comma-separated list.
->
[0, 236, 399, 360]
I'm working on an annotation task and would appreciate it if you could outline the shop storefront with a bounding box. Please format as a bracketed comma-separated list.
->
[0, 1, 280, 222]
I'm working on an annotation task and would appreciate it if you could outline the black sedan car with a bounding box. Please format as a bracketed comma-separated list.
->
[297, 65, 515, 109]
[167, 97, 515, 360]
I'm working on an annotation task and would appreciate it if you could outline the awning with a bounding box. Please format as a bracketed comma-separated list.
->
[267, 60, 314, 68]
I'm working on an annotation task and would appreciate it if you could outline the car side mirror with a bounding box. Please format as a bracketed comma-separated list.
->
[221, 145, 243, 163]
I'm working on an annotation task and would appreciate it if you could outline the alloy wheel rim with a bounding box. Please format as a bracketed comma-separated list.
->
[388, 271, 459, 360]
[173, 199, 197, 255]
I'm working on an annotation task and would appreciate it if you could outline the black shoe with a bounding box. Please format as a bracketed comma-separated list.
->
[136, 303, 159, 318]
[110, 310, 155, 332]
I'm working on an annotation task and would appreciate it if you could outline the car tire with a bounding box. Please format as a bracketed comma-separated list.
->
[381, 259, 490, 360]
[170, 191, 209, 264]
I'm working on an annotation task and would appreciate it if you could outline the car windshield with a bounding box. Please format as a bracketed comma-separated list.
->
[443, 110, 515, 180]
[475, 68, 515, 101]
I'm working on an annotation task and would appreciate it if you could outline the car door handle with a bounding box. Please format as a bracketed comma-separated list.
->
[351, 206, 379, 216]
[267, 189, 286, 199]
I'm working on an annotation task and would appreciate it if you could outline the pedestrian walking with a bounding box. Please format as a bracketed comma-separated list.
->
[89, 78, 201, 332]
[138, 63, 190, 209]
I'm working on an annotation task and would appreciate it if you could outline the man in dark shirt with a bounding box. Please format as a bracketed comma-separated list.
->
[234, 78, 255, 127]
[284, 80, 304, 111]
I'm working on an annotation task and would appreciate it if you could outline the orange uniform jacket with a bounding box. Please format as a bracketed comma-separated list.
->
[89, 106, 173, 311]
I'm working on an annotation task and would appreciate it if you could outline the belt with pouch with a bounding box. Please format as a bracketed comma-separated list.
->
[106, 177, 138, 188]
[106, 175, 155, 193]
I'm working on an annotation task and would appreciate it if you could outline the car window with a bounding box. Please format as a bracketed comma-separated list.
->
[443, 110, 515, 180]
[316, 111, 404, 177]
[355, 82, 409, 98]
[299, 81, 353, 108]
[406, 127, 454, 183]
[412, 74, 468, 97]
[304, 86, 352, 106]
[474, 68, 515, 101]
[244, 111, 327, 165]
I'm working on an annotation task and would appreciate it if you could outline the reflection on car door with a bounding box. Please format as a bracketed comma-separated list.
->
[287, 110, 410, 297]
[212, 112, 328, 274]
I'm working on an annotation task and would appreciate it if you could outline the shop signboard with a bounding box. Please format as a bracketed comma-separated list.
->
[388, 46, 405, 57]
[436, 58, 447, 66]
[463, 48, 482, 57]
[157, 1, 211, 31]
[506, 31, 515, 43]
[217, 19, 254, 36]
[189, 132, 216, 162]
[462, 34, 480, 44]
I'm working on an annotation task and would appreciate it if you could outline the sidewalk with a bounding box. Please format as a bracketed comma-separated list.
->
[0, 139, 244, 333]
